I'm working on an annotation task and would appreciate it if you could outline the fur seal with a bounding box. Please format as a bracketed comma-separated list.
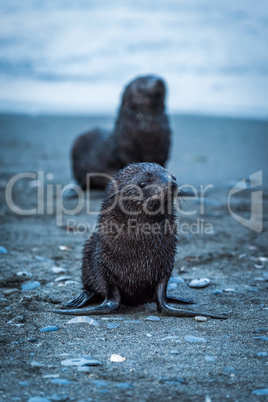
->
[71, 75, 171, 190]
[54, 163, 227, 319]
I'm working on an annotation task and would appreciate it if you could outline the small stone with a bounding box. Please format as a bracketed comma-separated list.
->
[159, 377, 186, 385]
[110, 354, 126, 362]
[255, 328, 267, 333]
[257, 352, 267, 357]
[55, 276, 72, 282]
[34, 255, 53, 262]
[28, 398, 50, 402]
[115, 383, 133, 389]
[61, 358, 102, 367]
[3, 288, 20, 296]
[67, 317, 100, 326]
[28, 338, 38, 342]
[31, 361, 46, 367]
[168, 276, 185, 284]
[43, 374, 60, 379]
[254, 336, 268, 341]
[58, 246, 71, 251]
[19, 381, 29, 386]
[21, 281, 41, 291]
[252, 389, 268, 395]
[146, 333, 152, 337]
[8, 315, 24, 326]
[167, 283, 177, 291]
[161, 336, 180, 341]
[194, 316, 207, 322]
[17, 271, 33, 278]
[189, 278, 210, 288]
[77, 366, 91, 372]
[0, 246, 8, 254]
[238, 253, 246, 259]
[204, 355, 215, 362]
[213, 290, 223, 295]
[107, 323, 119, 329]
[223, 288, 236, 292]
[224, 366, 235, 373]
[184, 335, 207, 343]
[124, 320, 142, 324]
[51, 378, 72, 385]
[254, 264, 264, 269]
[170, 350, 180, 354]
[93, 380, 108, 387]
[51, 267, 66, 274]
[39, 326, 59, 332]
[146, 316, 160, 322]
[51, 394, 69, 402]
[65, 280, 80, 286]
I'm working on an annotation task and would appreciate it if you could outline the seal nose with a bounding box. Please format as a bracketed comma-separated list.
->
[147, 77, 165, 96]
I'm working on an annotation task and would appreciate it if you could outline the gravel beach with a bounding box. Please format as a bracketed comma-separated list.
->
[0, 113, 267, 401]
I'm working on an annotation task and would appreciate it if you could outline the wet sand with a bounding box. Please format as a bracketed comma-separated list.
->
[0, 113, 268, 401]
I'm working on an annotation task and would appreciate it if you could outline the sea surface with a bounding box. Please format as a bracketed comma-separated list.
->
[0, 0, 268, 118]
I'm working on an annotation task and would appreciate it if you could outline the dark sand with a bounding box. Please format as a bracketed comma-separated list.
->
[0, 113, 268, 401]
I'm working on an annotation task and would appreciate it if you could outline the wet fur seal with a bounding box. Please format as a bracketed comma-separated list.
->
[53, 163, 227, 319]
[71, 75, 171, 190]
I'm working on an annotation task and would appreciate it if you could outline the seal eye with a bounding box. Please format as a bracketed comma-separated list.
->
[171, 175, 176, 181]
[139, 181, 148, 188]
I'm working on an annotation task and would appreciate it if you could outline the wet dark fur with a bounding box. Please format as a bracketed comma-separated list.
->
[72, 75, 171, 189]
[80, 163, 176, 305]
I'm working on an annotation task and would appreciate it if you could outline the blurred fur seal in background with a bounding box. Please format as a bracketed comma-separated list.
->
[53, 162, 227, 319]
[71, 75, 171, 190]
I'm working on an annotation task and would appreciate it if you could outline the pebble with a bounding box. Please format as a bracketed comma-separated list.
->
[19, 381, 29, 386]
[159, 377, 186, 384]
[167, 283, 177, 291]
[51, 395, 69, 402]
[224, 366, 235, 373]
[65, 280, 80, 286]
[194, 316, 207, 322]
[43, 374, 60, 379]
[55, 276, 72, 282]
[223, 288, 236, 292]
[146, 316, 160, 322]
[51, 267, 66, 274]
[59, 246, 71, 251]
[170, 350, 180, 354]
[31, 361, 46, 367]
[110, 354, 126, 362]
[39, 326, 59, 332]
[61, 358, 102, 367]
[254, 336, 268, 341]
[124, 320, 142, 324]
[51, 378, 72, 385]
[184, 335, 207, 343]
[67, 317, 100, 326]
[34, 255, 53, 262]
[17, 271, 33, 278]
[255, 328, 267, 333]
[161, 336, 180, 341]
[28, 338, 38, 342]
[28, 398, 50, 402]
[0, 246, 8, 254]
[252, 388, 268, 395]
[77, 366, 91, 372]
[107, 323, 119, 329]
[21, 281, 41, 291]
[3, 288, 20, 296]
[189, 278, 210, 288]
[115, 383, 133, 389]
[168, 276, 185, 284]
[257, 352, 267, 357]
[204, 355, 215, 362]
[93, 380, 108, 387]
[213, 290, 223, 295]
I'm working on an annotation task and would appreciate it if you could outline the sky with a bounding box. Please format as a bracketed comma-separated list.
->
[0, 0, 268, 118]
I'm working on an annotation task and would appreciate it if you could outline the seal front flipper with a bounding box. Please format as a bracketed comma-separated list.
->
[157, 282, 228, 320]
[167, 295, 195, 305]
[65, 289, 98, 308]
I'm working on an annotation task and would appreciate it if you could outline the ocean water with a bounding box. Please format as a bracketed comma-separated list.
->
[0, 0, 268, 118]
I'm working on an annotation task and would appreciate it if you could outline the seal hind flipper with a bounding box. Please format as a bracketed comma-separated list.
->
[166, 295, 195, 305]
[51, 287, 121, 316]
[65, 290, 97, 308]
[158, 283, 228, 320]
